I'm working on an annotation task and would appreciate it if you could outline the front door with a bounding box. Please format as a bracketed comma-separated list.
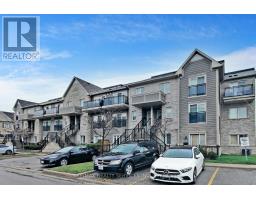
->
[70, 116, 75, 130]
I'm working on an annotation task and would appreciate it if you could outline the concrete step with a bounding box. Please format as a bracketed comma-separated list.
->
[42, 142, 61, 153]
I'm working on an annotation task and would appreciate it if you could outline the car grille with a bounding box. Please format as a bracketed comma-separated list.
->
[155, 168, 180, 175]
[155, 176, 181, 182]
[97, 159, 111, 166]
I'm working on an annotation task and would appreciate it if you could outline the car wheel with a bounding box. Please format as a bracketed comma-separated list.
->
[202, 160, 205, 171]
[60, 158, 68, 166]
[192, 168, 197, 184]
[124, 162, 134, 176]
[92, 155, 97, 161]
[5, 150, 12, 155]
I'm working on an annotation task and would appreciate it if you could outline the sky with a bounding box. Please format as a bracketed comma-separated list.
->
[0, 14, 256, 112]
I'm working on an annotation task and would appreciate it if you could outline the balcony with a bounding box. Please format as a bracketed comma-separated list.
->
[83, 95, 129, 113]
[33, 108, 60, 119]
[189, 112, 206, 124]
[131, 91, 166, 108]
[223, 84, 254, 104]
[59, 106, 82, 115]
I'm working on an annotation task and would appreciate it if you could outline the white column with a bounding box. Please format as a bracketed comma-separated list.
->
[150, 106, 154, 126]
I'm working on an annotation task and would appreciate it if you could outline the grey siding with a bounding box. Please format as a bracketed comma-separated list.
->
[179, 57, 218, 145]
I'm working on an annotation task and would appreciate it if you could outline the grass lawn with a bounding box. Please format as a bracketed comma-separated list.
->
[206, 154, 256, 165]
[51, 162, 94, 174]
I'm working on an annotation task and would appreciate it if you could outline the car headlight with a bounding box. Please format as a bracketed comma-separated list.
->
[109, 159, 122, 165]
[180, 167, 192, 173]
[151, 166, 155, 171]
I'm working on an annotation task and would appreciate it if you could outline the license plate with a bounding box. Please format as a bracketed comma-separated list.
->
[98, 165, 104, 170]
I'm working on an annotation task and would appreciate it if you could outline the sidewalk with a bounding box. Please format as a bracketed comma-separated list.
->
[206, 162, 256, 169]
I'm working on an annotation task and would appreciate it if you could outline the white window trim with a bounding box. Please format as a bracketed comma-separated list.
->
[135, 87, 144, 95]
[189, 132, 207, 146]
[188, 74, 207, 98]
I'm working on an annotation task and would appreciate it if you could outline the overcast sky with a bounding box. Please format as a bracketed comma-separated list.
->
[1, 14, 256, 112]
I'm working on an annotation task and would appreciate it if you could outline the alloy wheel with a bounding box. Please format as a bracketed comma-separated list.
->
[125, 163, 133, 176]
[60, 159, 68, 166]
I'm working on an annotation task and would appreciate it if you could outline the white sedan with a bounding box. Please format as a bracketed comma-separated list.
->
[150, 146, 204, 184]
[0, 144, 16, 155]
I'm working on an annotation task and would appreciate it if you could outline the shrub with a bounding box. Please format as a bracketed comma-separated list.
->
[207, 151, 218, 160]
[24, 143, 41, 150]
[199, 147, 208, 158]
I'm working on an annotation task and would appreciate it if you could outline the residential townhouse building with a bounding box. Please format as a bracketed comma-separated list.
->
[11, 49, 256, 154]
[0, 111, 14, 143]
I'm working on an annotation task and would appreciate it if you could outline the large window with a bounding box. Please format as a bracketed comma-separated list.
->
[112, 113, 127, 127]
[165, 107, 173, 119]
[189, 75, 206, 96]
[135, 87, 144, 95]
[190, 134, 206, 145]
[228, 107, 247, 119]
[230, 134, 248, 145]
[43, 120, 51, 131]
[160, 82, 171, 94]
[189, 103, 206, 123]
[166, 133, 171, 145]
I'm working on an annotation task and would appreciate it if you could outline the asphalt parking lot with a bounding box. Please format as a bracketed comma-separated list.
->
[1, 155, 256, 185]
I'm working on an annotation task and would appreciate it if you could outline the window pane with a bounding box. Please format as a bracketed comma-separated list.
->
[189, 77, 197, 86]
[197, 84, 206, 95]
[238, 107, 247, 119]
[191, 135, 199, 145]
[198, 103, 206, 112]
[230, 135, 238, 145]
[190, 104, 197, 112]
[189, 86, 197, 96]
[197, 76, 205, 84]
[229, 108, 237, 119]
[166, 133, 171, 144]
[199, 134, 206, 145]
[197, 112, 206, 122]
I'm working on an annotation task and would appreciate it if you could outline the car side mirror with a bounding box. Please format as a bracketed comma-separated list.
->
[133, 150, 140, 155]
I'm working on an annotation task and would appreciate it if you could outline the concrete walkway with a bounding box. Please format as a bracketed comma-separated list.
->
[206, 162, 256, 169]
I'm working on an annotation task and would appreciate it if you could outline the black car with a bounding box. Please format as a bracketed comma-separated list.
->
[94, 141, 159, 176]
[40, 146, 99, 167]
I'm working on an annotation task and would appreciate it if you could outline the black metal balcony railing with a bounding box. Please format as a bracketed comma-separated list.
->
[83, 95, 128, 109]
[224, 84, 254, 97]
[43, 126, 51, 131]
[189, 112, 206, 123]
[189, 83, 206, 96]
[93, 119, 127, 129]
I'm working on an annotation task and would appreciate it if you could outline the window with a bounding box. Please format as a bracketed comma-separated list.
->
[80, 136, 85, 144]
[189, 103, 206, 123]
[166, 133, 171, 145]
[43, 120, 51, 131]
[112, 113, 127, 127]
[132, 110, 137, 121]
[230, 134, 248, 145]
[54, 119, 62, 131]
[160, 82, 171, 94]
[228, 107, 247, 119]
[189, 75, 206, 96]
[80, 99, 85, 107]
[113, 135, 121, 144]
[190, 134, 206, 145]
[135, 87, 144, 95]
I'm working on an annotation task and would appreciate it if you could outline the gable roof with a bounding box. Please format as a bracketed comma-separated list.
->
[63, 77, 102, 97]
[14, 99, 38, 109]
[2, 112, 14, 120]
[176, 49, 224, 75]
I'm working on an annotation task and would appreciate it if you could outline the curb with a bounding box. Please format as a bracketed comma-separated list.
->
[43, 169, 95, 179]
[206, 162, 256, 170]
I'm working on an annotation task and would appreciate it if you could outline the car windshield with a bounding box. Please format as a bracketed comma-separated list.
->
[163, 148, 193, 158]
[110, 144, 137, 154]
[55, 146, 74, 153]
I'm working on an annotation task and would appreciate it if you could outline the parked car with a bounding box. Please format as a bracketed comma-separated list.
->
[40, 145, 99, 167]
[150, 146, 205, 184]
[94, 141, 159, 176]
[0, 144, 16, 155]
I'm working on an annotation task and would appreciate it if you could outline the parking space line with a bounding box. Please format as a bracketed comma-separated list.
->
[208, 167, 219, 185]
